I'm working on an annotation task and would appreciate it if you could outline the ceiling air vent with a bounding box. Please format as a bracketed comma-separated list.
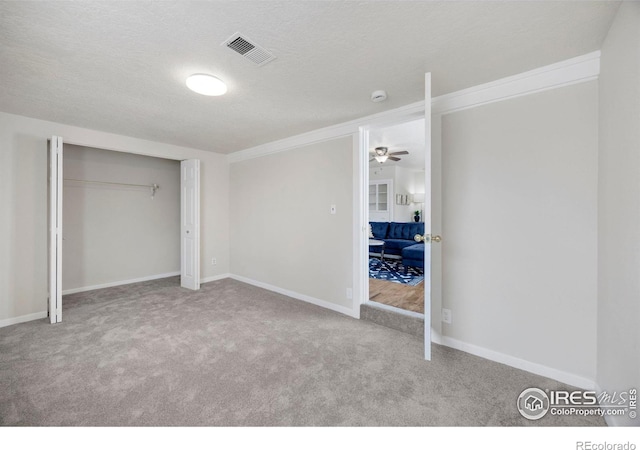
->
[222, 32, 276, 66]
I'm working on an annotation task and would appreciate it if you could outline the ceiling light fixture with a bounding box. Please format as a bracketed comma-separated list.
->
[374, 147, 388, 162]
[186, 74, 228, 96]
[369, 146, 408, 164]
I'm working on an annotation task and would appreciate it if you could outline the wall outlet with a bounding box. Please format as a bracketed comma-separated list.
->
[330, 204, 337, 215]
[211, 257, 217, 266]
[346, 288, 353, 299]
[441, 308, 452, 324]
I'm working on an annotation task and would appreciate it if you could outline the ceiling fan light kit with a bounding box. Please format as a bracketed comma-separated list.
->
[369, 146, 409, 163]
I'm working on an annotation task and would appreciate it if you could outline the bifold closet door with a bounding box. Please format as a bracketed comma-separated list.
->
[180, 159, 200, 290]
[48, 136, 63, 323]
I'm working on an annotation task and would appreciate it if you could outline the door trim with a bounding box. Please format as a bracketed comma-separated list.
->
[355, 107, 436, 312]
[423, 72, 432, 360]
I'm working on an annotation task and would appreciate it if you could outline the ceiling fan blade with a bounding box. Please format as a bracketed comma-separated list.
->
[389, 151, 409, 155]
[388, 156, 401, 161]
[369, 158, 376, 162]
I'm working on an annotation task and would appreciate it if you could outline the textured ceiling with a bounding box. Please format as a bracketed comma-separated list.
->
[0, 1, 619, 154]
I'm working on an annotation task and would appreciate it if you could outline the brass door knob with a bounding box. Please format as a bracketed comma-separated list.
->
[414, 234, 442, 243]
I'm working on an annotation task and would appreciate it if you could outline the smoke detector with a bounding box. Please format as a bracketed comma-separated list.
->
[371, 90, 388, 102]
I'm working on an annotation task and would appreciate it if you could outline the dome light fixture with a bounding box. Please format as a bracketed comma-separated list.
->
[186, 74, 227, 96]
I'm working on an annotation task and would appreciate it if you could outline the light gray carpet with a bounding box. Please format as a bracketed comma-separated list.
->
[0, 277, 604, 426]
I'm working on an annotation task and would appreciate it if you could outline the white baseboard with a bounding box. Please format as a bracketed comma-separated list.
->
[65, 272, 232, 292]
[229, 274, 357, 318]
[430, 330, 595, 390]
[62, 271, 180, 295]
[594, 383, 632, 427]
[0, 311, 48, 329]
[200, 273, 230, 284]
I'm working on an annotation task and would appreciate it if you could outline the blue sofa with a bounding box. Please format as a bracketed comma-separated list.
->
[369, 222, 424, 257]
[401, 244, 425, 273]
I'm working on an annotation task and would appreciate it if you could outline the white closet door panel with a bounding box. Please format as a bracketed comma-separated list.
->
[181, 159, 200, 290]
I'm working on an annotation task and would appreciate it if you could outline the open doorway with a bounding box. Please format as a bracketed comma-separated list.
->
[366, 118, 428, 316]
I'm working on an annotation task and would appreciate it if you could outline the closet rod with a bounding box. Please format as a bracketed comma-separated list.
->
[64, 178, 159, 198]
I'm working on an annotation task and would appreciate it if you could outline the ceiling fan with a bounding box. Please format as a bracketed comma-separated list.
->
[369, 146, 409, 163]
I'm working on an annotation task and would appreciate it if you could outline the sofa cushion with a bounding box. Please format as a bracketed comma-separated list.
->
[402, 244, 425, 271]
[388, 222, 424, 240]
[369, 222, 390, 239]
[384, 239, 419, 255]
[402, 243, 425, 260]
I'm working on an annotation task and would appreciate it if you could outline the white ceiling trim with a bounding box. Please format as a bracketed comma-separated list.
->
[228, 51, 600, 164]
[227, 101, 424, 163]
[431, 50, 600, 115]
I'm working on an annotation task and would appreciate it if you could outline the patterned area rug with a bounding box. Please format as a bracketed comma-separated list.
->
[369, 257, 424, 286]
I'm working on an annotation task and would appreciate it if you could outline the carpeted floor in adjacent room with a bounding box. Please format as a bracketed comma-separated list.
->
[0, 277, 604, 426]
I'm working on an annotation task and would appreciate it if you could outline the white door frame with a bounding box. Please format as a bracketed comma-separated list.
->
[47, 139, 201, 323]
[423, 72, 433, 360]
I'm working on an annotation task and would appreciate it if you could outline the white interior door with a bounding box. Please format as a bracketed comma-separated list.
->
[48, 136, 63, 323]
[423, 73, 433, 360]
[181, 159, 200, 290]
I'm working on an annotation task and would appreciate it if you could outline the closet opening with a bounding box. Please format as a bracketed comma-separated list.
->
[63, 144, 180, 294]
[47, 139, 200, 323]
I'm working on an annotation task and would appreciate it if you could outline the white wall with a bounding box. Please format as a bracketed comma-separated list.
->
[223, 54, 604, 388]
[440, 81, 599, 383]
[597, 1, 640, 426]
[397, 166, 423, 222]
[63, 145, 180, 292]
[0, 111, 229, 325]
[230, 137, 354, 313]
